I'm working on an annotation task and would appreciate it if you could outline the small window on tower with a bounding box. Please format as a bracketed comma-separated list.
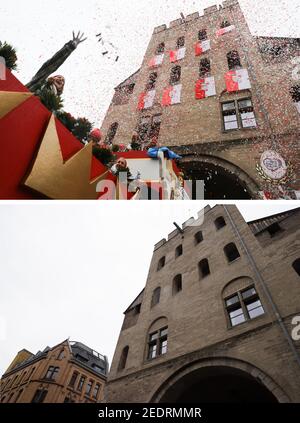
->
[105, 122, 119, 144]
[199, 58, 211, 77]
[220, 20, 231, 28]
[156, 42, 165, 54]
[222, 101, 238, 130]
[227, 51, 241, 70]
[224, 243, 240, 262]
[170, 65, 181, 85]
[267, 222, 284, 237]
[198, 29, 208, 41]
[290, 85, 300, 103]
[175, 244, 183, 258]
[173, 274, 182, 295]
[199, 259, 210, 278]
[177, 36, 185, 48]
[151, 287, 161, 308]
[146, 72, 157, 91]
[157, 256, 165, 271]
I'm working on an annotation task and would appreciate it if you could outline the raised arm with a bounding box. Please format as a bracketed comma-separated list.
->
[26, 31, 87, 93]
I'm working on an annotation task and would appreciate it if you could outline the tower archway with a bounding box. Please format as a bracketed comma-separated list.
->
[180, 155, 259, 199]
[150, 357, 289, 403]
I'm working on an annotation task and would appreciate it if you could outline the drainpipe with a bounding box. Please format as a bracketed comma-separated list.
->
[223, 205, 300, 368]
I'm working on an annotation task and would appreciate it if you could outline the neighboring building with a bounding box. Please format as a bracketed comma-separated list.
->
[100, 0, 300, 199]
[105, 205, 300, 402]
[0, 340, 108, 403]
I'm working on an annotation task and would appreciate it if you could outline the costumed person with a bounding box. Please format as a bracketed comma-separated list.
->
[111, 157, 131, 177]
[26, 31, 87, 93]
[130, 131, 141, 150]
[45, 75, 65, 96]
[89, 128, 102, 146]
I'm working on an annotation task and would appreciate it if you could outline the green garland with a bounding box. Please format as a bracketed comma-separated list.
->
[0, 41, 18, 70]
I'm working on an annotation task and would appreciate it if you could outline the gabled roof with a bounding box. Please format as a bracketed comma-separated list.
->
[114, 68, 140, 90]
[247, 207, 300, 235]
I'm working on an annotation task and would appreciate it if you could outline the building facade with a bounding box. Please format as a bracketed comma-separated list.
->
[100, 0, 300, 199]
[105, 205, 300, 402]
[0, 340, 108, 403]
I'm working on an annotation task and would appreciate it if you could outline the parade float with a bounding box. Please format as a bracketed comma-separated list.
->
[0, 66, 187, 200]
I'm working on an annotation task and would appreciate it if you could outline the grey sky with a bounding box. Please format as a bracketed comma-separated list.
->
[1, 0, 300, 125]
[0, 201, 298, 375]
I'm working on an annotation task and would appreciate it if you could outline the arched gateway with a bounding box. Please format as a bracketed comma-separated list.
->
[180, 155, 260, 199]
[150, 357, 290, 403]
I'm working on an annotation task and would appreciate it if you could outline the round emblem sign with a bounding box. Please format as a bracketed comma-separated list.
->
[260, 150, 287, 180]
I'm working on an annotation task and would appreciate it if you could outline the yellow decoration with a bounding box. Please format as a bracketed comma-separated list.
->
[0, 91, 33, 119]
[25, 115, 108, 199]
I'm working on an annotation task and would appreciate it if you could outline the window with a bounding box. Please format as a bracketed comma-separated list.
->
[238, 99, 256, 128]
[156, 42, 165, 54]
[151, 287, 161, 308]
[69, 371, 79, 387]
[199, 58, 211, 77]
[224, 243, 240, 262]
[194, 231, 203, 245]
[292, 259, 300, 276]
[222, 98, 257, 131]
[105, 122, 118, 144]
[137, 114, 162, 146]
[31, 389, 48, 403]
[134, 304, 141, 314]
[225, 286, 265, 327]
[14, 389, 23, 403]
[267, 222, 283, 237]
[199, 259, 210, 278]
[177, 36, 185, 48]
[93, 383, 101, 399]
[92, 364, 105, 373]
[148, 327, 168, 360]
[7, 393, 14, 403]
[173, 274, 182, 295]
[215, 216, 226, 230]
[44, 366, 59, 380]
[57, 349, 64, 360]
[64, 396, 75, 403]
[157, 256, 165, 271]
[112, 84, 135, 106]
[170, 65, 181, 85]
[290, 85, 300, 102]
[77, 376, 86, 392]
[261, 44, 284, 58]
[146, 72, 157, 91]
[85, 380, 93, 396]
[198, 29, 207, 41]
[175, 244, 183, 258]
[118, 346, 129, 371]
[227, 50, 241, 70]
[220, 20, 231, 28]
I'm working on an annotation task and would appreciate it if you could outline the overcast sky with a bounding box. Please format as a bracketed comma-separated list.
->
[1, 0, 300, 126]
[0, 201, 298, 375]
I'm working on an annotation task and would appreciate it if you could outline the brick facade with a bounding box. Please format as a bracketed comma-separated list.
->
[105, 205, 300, 402]
[100, 0, 300, 198]
[0, 340, 108, 403]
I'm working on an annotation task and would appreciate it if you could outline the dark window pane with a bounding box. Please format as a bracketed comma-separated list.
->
[242, 287, 257, 299]
[198, 30, 207, 41]
[226, 295, 240, 307]
[215, 216, 226, 230]
[292, 258, 300, 276]
[160, 328, 168, 337]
